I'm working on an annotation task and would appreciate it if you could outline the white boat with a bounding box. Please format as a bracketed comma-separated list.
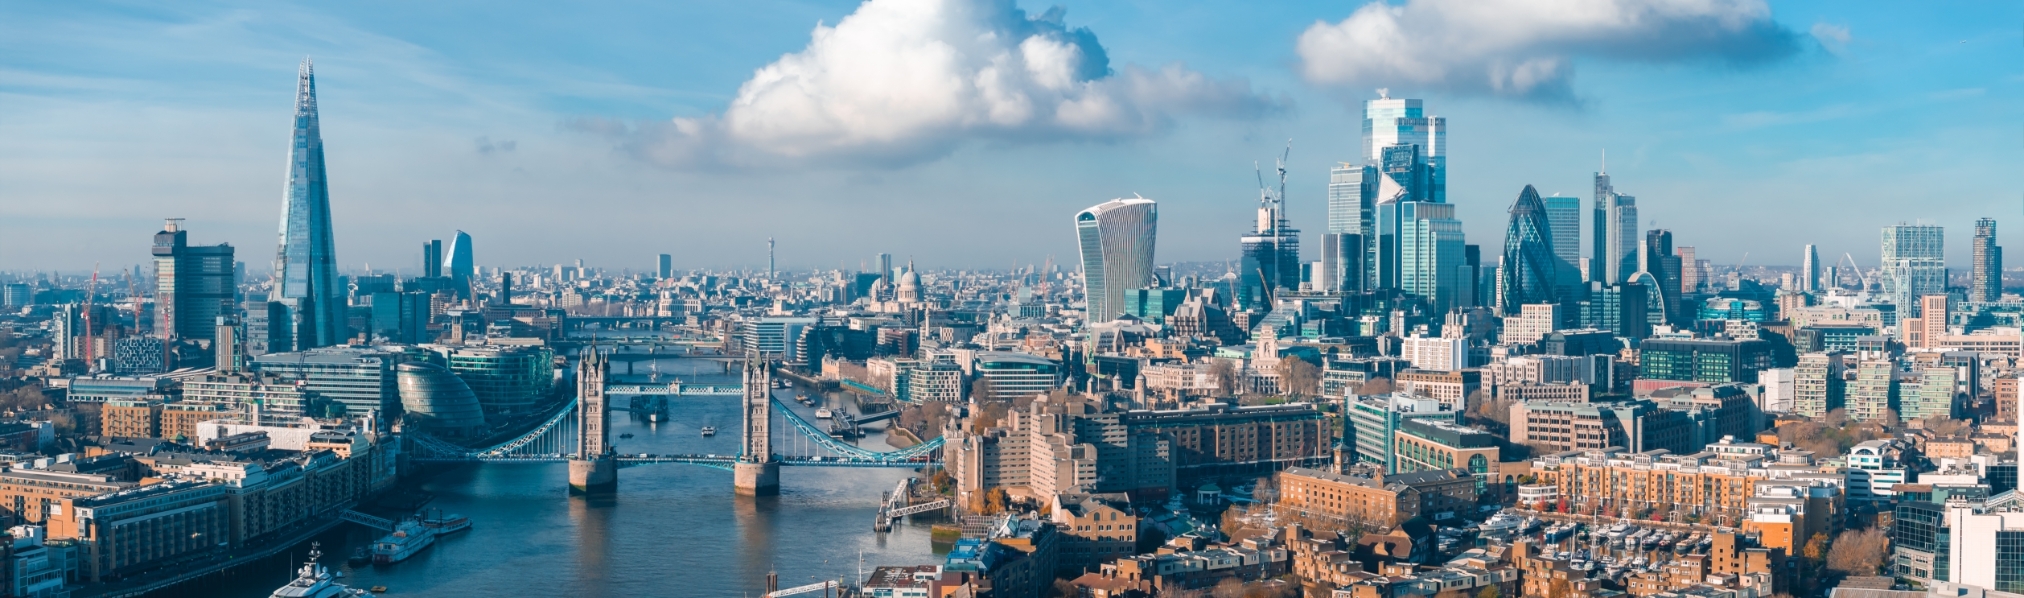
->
[700, 426, 716, 437]
[272, 543, 370, 598]
[423, 512, 472, 535]
[814, 408, 833, 419]
[371, 518, 437, 564]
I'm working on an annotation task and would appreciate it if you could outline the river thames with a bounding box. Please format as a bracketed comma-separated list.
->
[193, 355, 942, 598]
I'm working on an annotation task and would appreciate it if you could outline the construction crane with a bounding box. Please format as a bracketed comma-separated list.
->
[1837, 252, 1871, 290]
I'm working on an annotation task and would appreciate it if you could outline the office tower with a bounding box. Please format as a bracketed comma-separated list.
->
[152, 219, 235, 341]
[1882, 224, 1946, 318]
[1498, 186, 1558, 316]
[1580, 281, 1649, 339]
[499, 272, 514, 305]
[423, 240, 443, 278]
[1801, 244, 1821, 293]
[1076, 198, 1158, 323]
[657, 254, 673, 279]
[1677, 246, 1700, 294]
[768, 237, 776, 279]
[1362, 91, 1445, 203]
[1973, 218, 2001, 302]
[1638, 229, 1682, 325]
[270, 58, 345, 350]
[446, 230, 474, 284]
[1325, 163, 1375, 293]
[1591, 159, 1612, 283]
[878, 253, 894, 290]
[1542, 194, 1582, 297]
[1605, 194, 1639, 283]
[369, 291, 431, 344]
[1360, 93, 1446, 292]
[1397, 202, 1466, 312]
[1463, 244, 1482, 308]
[1239, 188, 1300, 312]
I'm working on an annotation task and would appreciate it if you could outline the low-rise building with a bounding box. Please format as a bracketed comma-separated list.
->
[1051, 493, 1137, 576]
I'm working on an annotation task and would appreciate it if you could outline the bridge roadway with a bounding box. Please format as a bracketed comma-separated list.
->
[409, 454, 930, 470]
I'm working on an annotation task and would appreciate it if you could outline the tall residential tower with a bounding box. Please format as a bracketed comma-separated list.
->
[1973, 218, 2001, 302]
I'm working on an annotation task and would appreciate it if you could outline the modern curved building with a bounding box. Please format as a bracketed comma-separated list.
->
[1498, 185, 1559, 315]
[1076, 198, 1157, 323]
[432, 345, 556, 416]
[446, 230, 474, 284]
[397, 362, 487, 437]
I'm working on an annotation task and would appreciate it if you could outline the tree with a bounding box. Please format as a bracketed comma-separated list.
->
[1208, 360, 1239, 397]
[1277, 357, 1321, 399]
[1547, 578, 1572, 598]
[1211, 578, 1247, 598]
[1050, 579, 1079, 598]
[1802, 532, 1829, 561]
[1924, 416, 1969, 436]
[1826, 528, 1889, 575]
[1879, 409, 1901, 430]
[985, 488, 1008, 515]
[1477, 585, 1501, 598]
[1355, 378, 1393, 396]
[969, 377, 995, 403]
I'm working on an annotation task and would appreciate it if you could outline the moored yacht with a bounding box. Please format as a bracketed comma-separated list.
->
[272, 543, 369, 598]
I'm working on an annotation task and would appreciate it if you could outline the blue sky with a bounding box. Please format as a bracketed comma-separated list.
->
[1, 0, 2017, 275]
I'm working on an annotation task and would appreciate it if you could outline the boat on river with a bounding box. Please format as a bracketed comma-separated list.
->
[423, 511, 472, 535]
[700, 426, 716, 437]
[815, 408, 833, 419]
[371, 518, 436, 564]
[272, 543, 370, 597]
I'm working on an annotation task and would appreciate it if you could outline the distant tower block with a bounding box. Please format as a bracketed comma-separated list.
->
[568, 350, 617, 495]
[734, 352, 779, 496]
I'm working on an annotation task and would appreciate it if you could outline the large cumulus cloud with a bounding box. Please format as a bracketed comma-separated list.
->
[597, 0, 1282, 168]
[1296, 0, 1806, 102]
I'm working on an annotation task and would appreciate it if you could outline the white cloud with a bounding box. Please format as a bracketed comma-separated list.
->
[594, 0, 1282, 167]
[1810, 23, 1851, 55]
[1296, 0, 1804, 102]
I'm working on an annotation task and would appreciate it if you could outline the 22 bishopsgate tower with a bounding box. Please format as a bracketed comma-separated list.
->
[270, 59, 345, 350]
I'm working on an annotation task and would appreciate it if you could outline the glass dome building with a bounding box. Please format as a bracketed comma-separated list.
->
[397, 362, 487, 437]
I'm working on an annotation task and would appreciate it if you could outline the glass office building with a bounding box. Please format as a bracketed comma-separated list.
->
[397, 362, 488, 437]
[1075, 198, 1157, 324]
[974, 352, 1062, 400]
[153, 220, 236, 341]
[1499, 186, 1559, 315]
[270, 59, 346, 350]
[431, 345, 556, 417]
[252, 347, 402, 417]
[1882, 224, 1946, 318]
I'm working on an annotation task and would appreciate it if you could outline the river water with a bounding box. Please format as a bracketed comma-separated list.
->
[193, 354, 942, 598]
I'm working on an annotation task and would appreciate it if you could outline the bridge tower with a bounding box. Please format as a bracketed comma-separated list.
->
[734, 351, 779, 495]
[568, 350, 617, 495]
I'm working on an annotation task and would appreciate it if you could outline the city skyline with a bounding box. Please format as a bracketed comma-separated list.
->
[0, 0, 2018, 273]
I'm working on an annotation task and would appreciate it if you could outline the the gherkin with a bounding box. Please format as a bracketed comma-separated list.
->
[271, 58, 345, 349]
[1499, 185, 1559, 315]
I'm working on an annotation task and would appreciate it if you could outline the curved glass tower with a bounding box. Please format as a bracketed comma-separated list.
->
[1076, 198, 1157, 323]
[271, 58, 345, 349]
[446, 230, 475, 283]
[397, 362, 487, 437]
[1498, 185, 1559, 315]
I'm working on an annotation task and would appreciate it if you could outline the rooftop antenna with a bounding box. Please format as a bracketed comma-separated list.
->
[1600, 149, 1606, 175]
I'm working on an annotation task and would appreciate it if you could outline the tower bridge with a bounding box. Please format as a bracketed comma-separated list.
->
[405, 351, 942, 495]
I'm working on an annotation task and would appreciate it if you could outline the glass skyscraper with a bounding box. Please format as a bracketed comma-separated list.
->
[1542, 194, 1583, 297]
[1398, 202, 1467, 311]
[1076, 198, 1157, 323]
[446, 230, 475, 284]
[270, 59, 346, 350]
[1882, 224, 1946, 318]
[153, 219, 235, 341]
[1973, 218, 2001, 302]
[1499, 186, 1559, 315]
[1362, 93, 1445, 203]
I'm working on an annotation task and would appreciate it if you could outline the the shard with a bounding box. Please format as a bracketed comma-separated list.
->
[271, 58, 345, 350]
